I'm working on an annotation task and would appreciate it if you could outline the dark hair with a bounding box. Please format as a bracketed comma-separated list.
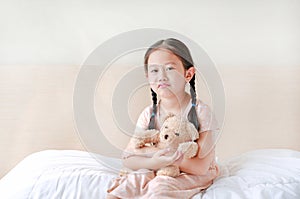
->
[144, 38, 200, 131]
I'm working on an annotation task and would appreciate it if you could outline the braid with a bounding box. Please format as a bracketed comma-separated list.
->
[148, 88, 157, 129]
[187, 76, 200, 131]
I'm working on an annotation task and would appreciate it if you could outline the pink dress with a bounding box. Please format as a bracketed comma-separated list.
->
[107, 99, 220, 199]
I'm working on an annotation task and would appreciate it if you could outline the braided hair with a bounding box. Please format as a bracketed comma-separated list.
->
[144, 38, 200, 131]
[148, 88, 157, 130]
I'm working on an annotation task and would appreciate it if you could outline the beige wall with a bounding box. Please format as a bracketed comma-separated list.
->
[1, 65, 300, 178]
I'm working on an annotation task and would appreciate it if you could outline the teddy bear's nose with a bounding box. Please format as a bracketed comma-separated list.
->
[164, 134, 169, 140]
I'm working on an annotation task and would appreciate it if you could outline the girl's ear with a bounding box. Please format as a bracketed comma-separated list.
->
[185, 67, 195, 82]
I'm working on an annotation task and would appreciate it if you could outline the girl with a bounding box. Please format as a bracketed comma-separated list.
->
[107, 38, 219, 199]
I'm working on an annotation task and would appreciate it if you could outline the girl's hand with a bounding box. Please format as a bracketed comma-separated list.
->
[151, 148, 183, 170]
[173, 150, 184, 167]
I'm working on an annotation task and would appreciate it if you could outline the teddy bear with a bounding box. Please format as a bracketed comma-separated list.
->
[133, 114, 199, 177]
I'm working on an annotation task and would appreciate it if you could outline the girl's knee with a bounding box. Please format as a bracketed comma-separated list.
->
[148, 176, 178, 191]
[106, 193, 120, 199]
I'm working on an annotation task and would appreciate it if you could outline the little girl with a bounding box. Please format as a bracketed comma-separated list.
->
[107, 38, 220, 198]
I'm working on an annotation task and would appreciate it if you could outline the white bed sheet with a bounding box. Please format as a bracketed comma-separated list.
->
[0, 149, 299, 199]
[203, 149, 300, 199]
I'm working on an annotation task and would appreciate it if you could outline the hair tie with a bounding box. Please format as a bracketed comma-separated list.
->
[192, 103, 196, 107]
[151, 112, 156, 117]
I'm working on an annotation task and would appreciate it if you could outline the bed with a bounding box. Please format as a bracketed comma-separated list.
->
[0, 149, 299, 199]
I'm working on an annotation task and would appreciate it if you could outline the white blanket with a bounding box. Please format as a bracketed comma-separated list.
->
[0, 149, 299, 199]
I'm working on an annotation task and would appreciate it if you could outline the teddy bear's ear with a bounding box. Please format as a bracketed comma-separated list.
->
[163, 113, 176, 121]
[186, 122, 199, 141]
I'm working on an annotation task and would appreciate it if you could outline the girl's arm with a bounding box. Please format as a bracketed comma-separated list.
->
[176, 131, 216, 176]
[123, 148, 181, 170]
[122, 137, 182, 171]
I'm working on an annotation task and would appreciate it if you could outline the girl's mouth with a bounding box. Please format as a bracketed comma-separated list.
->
[158, 83, 170, 88]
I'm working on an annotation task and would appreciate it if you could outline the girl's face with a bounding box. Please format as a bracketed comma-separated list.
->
[146, 49, 194, 99]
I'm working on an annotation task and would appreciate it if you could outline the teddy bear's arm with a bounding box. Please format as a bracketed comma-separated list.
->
[133, 129, 160, 149]
[178, 142, 199, 158]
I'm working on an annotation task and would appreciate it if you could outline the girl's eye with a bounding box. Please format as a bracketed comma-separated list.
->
[166, 66, 175, 71]
[150, 69, 158, 73]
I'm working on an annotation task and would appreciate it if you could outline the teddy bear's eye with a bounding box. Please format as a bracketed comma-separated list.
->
[164, 126, 168, 129]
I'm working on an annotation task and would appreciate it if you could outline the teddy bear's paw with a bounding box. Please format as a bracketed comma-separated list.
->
[134, 140, 146, 148]
[134, 130, 160, 148]
[179, 142, 198, 158]
[156, 165, 180, 177]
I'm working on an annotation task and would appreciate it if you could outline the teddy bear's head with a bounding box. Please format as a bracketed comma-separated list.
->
[159, 115, 199, 148]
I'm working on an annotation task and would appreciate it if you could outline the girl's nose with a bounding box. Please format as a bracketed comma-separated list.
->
[158, 69, 168, 81]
